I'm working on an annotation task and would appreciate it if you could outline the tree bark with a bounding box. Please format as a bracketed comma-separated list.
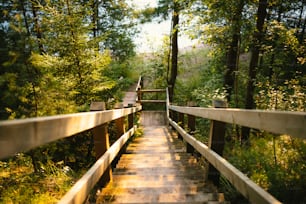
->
[31, 1, 44, 54]
[168, 3, 179, 102]
[223, 0, 244, 104]
[242, 0, 268, 143]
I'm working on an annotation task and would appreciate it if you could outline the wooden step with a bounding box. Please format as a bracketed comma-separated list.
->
[95, 126, 227, 204]
[101, 183, 217, 195]
[116, 154, 197, 164]
[97, 191, 225, 203]
[113, 166, 205, 175]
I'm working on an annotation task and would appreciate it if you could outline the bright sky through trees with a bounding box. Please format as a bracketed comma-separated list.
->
[129, 0, 196, 53]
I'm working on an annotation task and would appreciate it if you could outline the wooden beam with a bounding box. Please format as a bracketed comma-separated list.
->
[207, 100, 227, 186]
[169, 119, 281, 204]
[58, 126, 137, 204]
[169, 105, 306, 139]
[136, 100, 166, 103]
[187, 114, 195, 153]
[138, 89, 166, 93]
[135, 76, 143, 92]
[0, 105, 141, 159]
[90, 102, 112, 186]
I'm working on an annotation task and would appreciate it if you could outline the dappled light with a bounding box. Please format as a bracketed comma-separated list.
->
[1, 0, 305, 203]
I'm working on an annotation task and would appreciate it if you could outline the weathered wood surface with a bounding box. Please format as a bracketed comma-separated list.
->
[140, 111, 167, 126]
[169, 118, 282, 204]
[0, 105, 141, 159]
[169, 105, 306, 139]
[138, 89, 166, 93]
[96, 126, 227, 203]
[136, 99, 166, 103]
[58, 126, 137, 204]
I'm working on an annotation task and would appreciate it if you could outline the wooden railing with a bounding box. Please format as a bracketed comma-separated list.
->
[0, 103, 142, 204]
[136, 76, 167, 104]
[166, 87, 306, 204]
[1, 75, 305, 204]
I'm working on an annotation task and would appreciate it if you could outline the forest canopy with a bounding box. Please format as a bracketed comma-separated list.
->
[0, 0, 305, 203]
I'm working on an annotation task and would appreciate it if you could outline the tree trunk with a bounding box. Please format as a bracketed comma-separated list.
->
[31, 1, 44, 54]
[242, 0, 268, 143]
[223, 0, 244, 104]
[168, 3, 179, 102]
[92, 0, 99, 49]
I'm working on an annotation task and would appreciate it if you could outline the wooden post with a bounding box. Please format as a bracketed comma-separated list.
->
[114, 103, 125, 139]
[177, 112, 184, 140]
[207, 100, 227, 186]
[187, 114, 195, 153]
[173, 110, 178, 123]
[128, 104, 134, 130]
[137, 88, 141, 103]
[178, 112, 184, 128]
[90, 102, 112, 186]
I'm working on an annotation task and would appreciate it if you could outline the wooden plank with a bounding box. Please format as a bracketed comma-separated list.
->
[90, 102, 112, 185]
[207, 100, 227, 185]
[169, 105, 306, 139]
[139, 89, 166, 93]
[137, 100, 166, 103]
[166, 88, 170, 120]
[0, 105, 141, 159]
[169, 119, 282, 204]
[135, 76, 143, 92]
[97, 126, 224, 204]
[58, 126, 137, 204]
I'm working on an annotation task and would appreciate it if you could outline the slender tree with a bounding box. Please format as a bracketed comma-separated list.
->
[223, 0, 245, 104]
[168, 1, 180, 102]
[242, 0, 268, 142]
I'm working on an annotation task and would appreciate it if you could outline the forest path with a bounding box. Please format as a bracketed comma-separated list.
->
[95, 126, 226, 203]
[122, 83, 137, 107]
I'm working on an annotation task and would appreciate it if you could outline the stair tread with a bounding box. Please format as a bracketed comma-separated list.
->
[97, 192, 225, 203]
[95, 126, 226, 204]
[101, 185, 218, 195]
[113, 167, 204, 175]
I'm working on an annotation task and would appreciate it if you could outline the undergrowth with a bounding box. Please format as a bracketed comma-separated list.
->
[0, 154, 77, 203]
[222, 133, 306, 203]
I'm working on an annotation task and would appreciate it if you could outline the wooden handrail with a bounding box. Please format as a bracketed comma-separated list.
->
[135, 76, 142, 92]
[135, 79, 167, 105]
[168, 102, 305, 204]
[169, 119, 281, 204]
[136, 99, 166, 103]
[0, 105, 142, 159]
[0, 103, 142, 204]
[58, 126, 137, 204]
[138, 89, 166, 93]
[169, 105, 306, 139]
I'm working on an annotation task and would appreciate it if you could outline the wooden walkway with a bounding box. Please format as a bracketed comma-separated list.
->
[95, 122, 227, 203]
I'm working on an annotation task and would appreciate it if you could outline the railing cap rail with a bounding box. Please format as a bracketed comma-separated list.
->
[169, 105, 306, 139]
[0, 105, 142, 159]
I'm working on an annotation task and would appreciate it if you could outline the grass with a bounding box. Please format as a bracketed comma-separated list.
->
[0, 155, 77, 204]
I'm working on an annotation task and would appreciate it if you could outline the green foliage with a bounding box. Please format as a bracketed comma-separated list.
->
[224, 134, 306, 203]
[0, 0, 138, 202]
[255, 77, 305, 111]
[0, 154, 76, 203]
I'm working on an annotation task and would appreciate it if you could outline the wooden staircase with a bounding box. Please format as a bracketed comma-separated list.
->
[95, 119, 228, 203]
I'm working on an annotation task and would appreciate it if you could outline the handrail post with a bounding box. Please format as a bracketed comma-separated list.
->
[137, 88, 141, 103]
[172, 110, 182, 139]
[128, 104, 134, 130]
[178, 112, 184, 127]
[115, 103, 125, 139]
[187, 115, 195, 153]
[178, 112, 184, 140]
[187, 101, 196, 153]
[207, 100, 227, 186]
[90, 102, 112, 186]
[136, 76, 143, 103]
